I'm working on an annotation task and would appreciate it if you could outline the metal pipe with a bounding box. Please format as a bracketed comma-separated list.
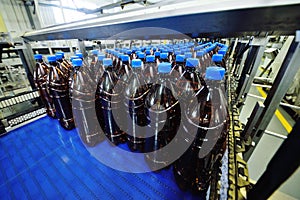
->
[253, 76, 272, 81]
[264, 130, 287, 139]
[248, 93, 300, 110]
[251, 83, 272, 88]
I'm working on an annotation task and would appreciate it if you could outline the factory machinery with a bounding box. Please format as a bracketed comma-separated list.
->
[1, 1, 300, 199]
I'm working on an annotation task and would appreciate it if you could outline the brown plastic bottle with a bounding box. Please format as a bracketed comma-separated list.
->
[33, 54, 56, 118]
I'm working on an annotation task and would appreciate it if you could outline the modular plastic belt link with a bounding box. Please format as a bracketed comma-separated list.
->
[227, 75, 250, 200]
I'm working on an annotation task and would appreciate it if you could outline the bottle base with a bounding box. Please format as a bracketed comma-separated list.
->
[106, 131, 127, 145]
[144, 154, 171, 172]
[59, 118, 75, 130]
[173, 167, 190, 191]
[127, 137, 145, 152]
[80, 133, 104, 147]
[46, 109, 57, 119]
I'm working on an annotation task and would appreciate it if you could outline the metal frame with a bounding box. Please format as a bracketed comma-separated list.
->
[236, 37, 268, 103]
[22, 2, 300, 41]
[243, 38, 300, 160]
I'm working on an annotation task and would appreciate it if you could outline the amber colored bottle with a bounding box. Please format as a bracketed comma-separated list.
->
[33, 54, 56, 118]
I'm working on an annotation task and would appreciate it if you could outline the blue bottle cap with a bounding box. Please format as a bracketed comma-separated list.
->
[196, 51, 205, 57]
[205, 66, 225, 80]
[34, 54, 42, 60]
[153, 47, 157, 51]
[72, 58, 82, 67]
[184, 52, 192, 58]
[145, 50, 151, 55]
[145, 46, 151, 50]
[121, 55, 129, 61]
[117, 53, 124, 58]
[168, 49, 173, 53]
[56, 52, 64, 56]
[218, 49, 227, 55]
[126, 50, 132, 55]
[138, 52, 145, 59]
[115, 48, 119, 51]
[174, 51, 181, 55]
[212, 54, 223, 62]
[47, 55, 57, 62]
[132, 59, 142, 68]
[154, 51, 160, 57]
[146, 55, 155, 63]
[91, 49, 98, 55]
[160, 53, 168, 59]
[76, 53, 83, 58]
[55, 53, 63, 60]
[176, 55, 185, 62]
[186, 58, 199, 67]
[103, 58, 113, 67]
[70, 56, 79, 61]
[98, 54, 105, 61]
[161, 49, 168, 53]
[158, 62, 171, 73]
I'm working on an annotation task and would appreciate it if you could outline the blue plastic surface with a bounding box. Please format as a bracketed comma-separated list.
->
[160, 53, 168, 59]
[34, 54, 42, 60]
[212, 54, 223, 62]
[92, 50, 98, 55]
[98, 54, 105, 61]
[121, 55, 129, 62]
[72, 59, 82, 67]
[76, 53, 83, 58]
[55, 53, 63, 60]
[175, 55, 185, 63]
[47, 55, 56, 62]
[185, 58, 199, 67]
[103, 58, 113, 67]
[0, 112, 204, 199]
[158, 62, 171, 73]
[146, 55, 155, 63]
[131, 59, 142, 68]
[205, 66, 226, 80]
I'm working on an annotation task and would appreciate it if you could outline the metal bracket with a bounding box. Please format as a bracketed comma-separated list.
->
[244, 40, 300, 161]
[236, 37, 268, 104]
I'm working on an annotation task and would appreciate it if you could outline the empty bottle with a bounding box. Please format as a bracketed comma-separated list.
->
[173, 66, 228, 194]
[124, 59, 150, 152]
[71, 58, 103, 146]
[144, 62, 181, 170]
[47, 55, 75, 130]
[33, 54, 56, 118]
[95, 58, 126, 145]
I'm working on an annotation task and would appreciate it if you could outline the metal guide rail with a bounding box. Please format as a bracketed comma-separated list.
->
[227, 73, 251, 200]
[0, 90, 46, 136]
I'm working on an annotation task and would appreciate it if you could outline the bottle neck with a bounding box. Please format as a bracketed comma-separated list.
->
[185, 67, 196, 72]
[49, 61, 57, 67]
[36, 59, 43, 63]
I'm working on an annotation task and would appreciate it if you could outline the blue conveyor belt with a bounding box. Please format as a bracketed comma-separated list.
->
[0, 117, 202, 200]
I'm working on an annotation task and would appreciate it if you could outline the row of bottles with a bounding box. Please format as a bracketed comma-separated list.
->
[33, 41, 229, 195]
